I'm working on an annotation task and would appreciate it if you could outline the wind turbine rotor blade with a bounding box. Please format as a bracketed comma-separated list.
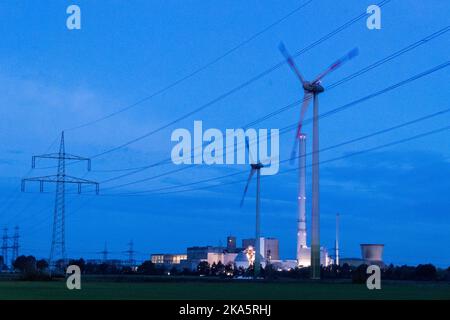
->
[245, 137, 257, 164]
[313, 47, 359, 83]
[240, 169, 256, 207]
[298, 92, 313, 135]
[289, 138, 299, 165]
[279, 42, 306, 85]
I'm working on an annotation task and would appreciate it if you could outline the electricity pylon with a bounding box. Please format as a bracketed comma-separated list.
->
[125, 240, 135, 267]
[100, 242, 109, 262]
[22, 132, 99, 269]
[1, 228, 9, 268]
[11, 226, 19, 263]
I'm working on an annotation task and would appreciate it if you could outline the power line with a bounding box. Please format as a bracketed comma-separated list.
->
[16, 195, 93, 241]
[12, 165, 98, 239]
[17, 58, 450, 202]
[92, 163, 170, 173]
[0, 135, 59, 214]
[100, 107, 450, 196]
[98, 60, 450, 192]
[0, 135, 60, 226]
[130, 125, 450, 197]
[65, 0, 314, 131]
[92, 25, 448, 180]
[30, 0, 393, 176]
[15, 167, 97, 247]
[279, 61, 450, 134]
[20, 119, 449, 241]
[244, 26, 450, 127]
[87, 0, 392, 160]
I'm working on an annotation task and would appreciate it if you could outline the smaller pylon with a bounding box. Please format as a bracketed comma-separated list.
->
[125, 240, 135, 267]
[1, 228, 9, 268]
[101, 242, 109, 262]
[12, 226, 19, 263]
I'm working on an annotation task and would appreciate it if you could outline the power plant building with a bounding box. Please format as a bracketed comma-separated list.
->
[158, 236, 282, 271]
[149, 231, 339, 272]
[234, 247, 266, 270]
[242, 237, 279, 261]
[151, 253, 187, 265]
[296, 246, 332, 267]
[182, 246, 237, 269]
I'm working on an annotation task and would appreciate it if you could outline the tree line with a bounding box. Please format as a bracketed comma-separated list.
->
[8, 255, 450, 282]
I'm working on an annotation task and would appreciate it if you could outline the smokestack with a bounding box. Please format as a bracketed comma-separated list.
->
[335, 213, 339, 266]
[297, 134, 307, 263]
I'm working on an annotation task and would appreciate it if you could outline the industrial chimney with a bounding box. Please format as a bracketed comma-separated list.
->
[296, 134, 307, 263]
[335, 213, 339, 266]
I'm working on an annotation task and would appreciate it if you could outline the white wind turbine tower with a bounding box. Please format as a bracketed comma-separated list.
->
[279, 43, 358, 279]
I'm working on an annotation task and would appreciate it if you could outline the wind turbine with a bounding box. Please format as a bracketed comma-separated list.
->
[279, 43, 358, 279]
[240, 138, 264, 278]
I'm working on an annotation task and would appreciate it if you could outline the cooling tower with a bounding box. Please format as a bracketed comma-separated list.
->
[360, 244, 384, 262]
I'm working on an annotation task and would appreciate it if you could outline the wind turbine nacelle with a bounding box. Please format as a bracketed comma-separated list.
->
[250, 163, 264, 170]
[303, 82, 325, 93]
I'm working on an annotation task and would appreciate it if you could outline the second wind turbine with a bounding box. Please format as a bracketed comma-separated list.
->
[279, 43, 358, 279]
[240, 138, 265, 279]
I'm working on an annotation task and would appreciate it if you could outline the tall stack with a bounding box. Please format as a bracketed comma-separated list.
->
[296, 134, 307, 261]
[335, 213, 340, 266]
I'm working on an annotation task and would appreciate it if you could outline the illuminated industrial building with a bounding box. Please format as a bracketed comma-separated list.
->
[242, 237, 279, 261]
[234, 246, 266, 270]
[150, 253, 187, 266]
[296, 246, 333, 267]
[151, 236, 281, 271]
[148, 232, 339, 272]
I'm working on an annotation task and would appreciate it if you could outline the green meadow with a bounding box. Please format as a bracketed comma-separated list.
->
[0, 278, 449, 300]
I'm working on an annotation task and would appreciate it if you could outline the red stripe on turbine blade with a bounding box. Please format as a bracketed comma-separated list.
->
[296, 123, 303, 139]
[299, 93, 312, 127]
[313, 47, 359, 83]
[279, 42, 305, 84]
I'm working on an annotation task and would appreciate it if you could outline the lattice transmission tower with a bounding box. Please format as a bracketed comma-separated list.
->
[125, 240, 135, 267]
[100, 242, 109, 262]
[1, 228, 9, 268]
[11, 226, 19, 263]
[22, 132, 99, 268]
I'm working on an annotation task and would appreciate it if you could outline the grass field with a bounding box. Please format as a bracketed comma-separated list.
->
[0, 278, 449, 300]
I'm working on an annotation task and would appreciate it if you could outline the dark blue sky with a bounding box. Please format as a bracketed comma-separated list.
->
[0, 0, 449, 266]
